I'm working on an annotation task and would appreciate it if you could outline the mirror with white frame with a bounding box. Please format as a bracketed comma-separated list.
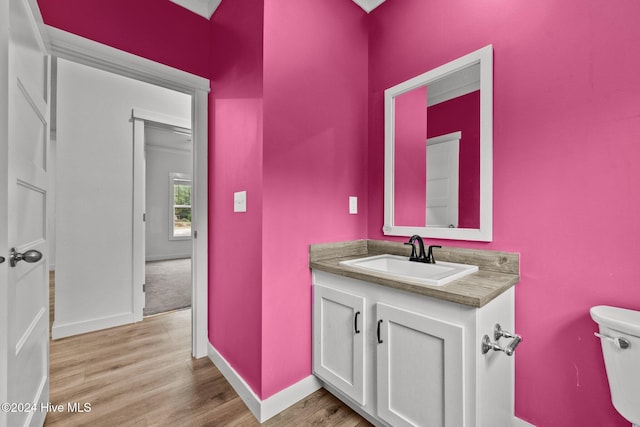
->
[383, 45, 493, 241]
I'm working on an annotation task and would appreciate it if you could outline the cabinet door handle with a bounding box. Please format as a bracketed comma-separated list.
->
[354, 311, 361, 334]
[377, 319, 383, 344]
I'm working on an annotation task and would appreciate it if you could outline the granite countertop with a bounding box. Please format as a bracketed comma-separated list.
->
[309, 240, 520, 308]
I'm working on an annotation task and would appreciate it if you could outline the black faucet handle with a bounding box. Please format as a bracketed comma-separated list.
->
[426, 245, 441, 264]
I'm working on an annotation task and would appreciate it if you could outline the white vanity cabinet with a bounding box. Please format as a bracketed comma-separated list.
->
[312, 269, 516, 427]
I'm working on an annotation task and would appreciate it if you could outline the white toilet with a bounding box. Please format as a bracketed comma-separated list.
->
[590, 305, 640, 426]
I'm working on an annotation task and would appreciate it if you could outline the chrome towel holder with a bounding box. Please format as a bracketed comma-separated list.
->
[481, 323, 522, 356]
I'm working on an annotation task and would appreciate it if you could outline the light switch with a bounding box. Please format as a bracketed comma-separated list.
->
[234, 191, 247, 212]
[349, 196, 358, 214]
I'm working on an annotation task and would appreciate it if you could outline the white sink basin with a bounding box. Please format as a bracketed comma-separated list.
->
[339, 254, 478, 287]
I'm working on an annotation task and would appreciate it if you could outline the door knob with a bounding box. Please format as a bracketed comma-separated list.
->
[9, 247, 42, 267]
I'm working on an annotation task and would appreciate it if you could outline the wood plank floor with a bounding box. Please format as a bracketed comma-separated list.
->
[47, 299, 370, 426]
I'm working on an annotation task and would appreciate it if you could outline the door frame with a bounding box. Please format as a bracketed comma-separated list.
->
[131, 109, 193, 321]
[45, 25, 210, 358]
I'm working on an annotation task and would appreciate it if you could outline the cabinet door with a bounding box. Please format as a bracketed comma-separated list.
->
[377, 303, 464, 427]
[313, 285, 366, 405]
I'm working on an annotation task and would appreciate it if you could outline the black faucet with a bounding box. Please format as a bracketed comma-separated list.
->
[404, 235, 441, 264]
[405, 235, 426, 262]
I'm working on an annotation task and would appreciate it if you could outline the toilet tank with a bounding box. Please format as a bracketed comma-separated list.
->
[590, 305, 640, 425]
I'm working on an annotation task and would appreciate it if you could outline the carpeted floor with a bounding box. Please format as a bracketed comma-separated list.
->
[144, 258, 192, 316]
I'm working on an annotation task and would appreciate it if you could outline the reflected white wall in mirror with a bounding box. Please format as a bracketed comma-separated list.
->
[383, 45, 493, 241]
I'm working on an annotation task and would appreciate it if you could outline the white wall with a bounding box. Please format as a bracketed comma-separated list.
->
[145, 128, 192, 261]
[53, 58, 191, 338]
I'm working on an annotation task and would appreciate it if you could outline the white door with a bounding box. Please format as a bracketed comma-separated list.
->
[0, 0, 50, 425]
[313, 284, 366, 405]
[377, 303, 463, 427]
[426, 132, 460, 228]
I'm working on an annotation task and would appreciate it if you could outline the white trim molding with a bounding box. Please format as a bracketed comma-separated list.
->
[132, 107, 191, 131]
[44, 26, 210, 95]
[170, 0, 222, 19]
[169, 0, 386, 19]
[52, 312, 134, 339]
[207, 343, 322, 423]
[191, 89, 208, 358]
[427, 131, 462, 146]
[145, 254, 192, 262]
[352, 0, 386, 13]
[514, 417, 537, 427]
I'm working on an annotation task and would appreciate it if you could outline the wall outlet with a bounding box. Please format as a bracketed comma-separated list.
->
[234, 191, 247, 212]
[349, 196, 358, 214]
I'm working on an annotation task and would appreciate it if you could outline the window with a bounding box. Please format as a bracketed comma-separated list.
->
[170, 173, 192, 239]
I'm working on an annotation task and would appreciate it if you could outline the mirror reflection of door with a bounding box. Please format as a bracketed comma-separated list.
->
[426, 132, 460, 228]
[391, 63, 481, 229]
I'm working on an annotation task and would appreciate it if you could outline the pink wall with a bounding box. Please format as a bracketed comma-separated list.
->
[210, 0, 369, 400]
[427, 91, 480, 228]
[37, 0, 211, 78]
[367, 0, 640, 425]
[261, 0, 368, 398]
[394, 87, 428, 226]
[209, 0, 265, 396]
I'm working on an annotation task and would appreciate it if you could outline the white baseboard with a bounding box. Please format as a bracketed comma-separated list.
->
[52, 312, 134, 339]
[514, 417, 536, 427]
[207, 343, 322, 423]
[260, 373, 322, 422]
[145, 254, 191, 262]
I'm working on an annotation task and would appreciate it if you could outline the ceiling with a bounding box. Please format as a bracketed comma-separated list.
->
[170, 0, 386, 19]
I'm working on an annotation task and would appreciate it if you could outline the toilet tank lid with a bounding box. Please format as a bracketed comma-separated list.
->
[591, 305, 640, 336]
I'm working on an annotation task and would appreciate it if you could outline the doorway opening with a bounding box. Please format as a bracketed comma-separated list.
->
[47, 26, 209, 358]
[143, 124, 193, 317]
[52, 59, 194, 332]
